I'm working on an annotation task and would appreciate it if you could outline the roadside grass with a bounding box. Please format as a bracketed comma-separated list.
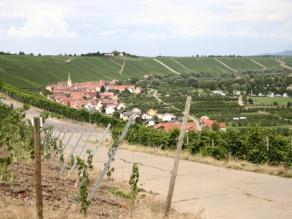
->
[119, 143, 292, 178]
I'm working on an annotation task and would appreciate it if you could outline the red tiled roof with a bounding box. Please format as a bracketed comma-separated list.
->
[201, 116, 214, 128]
[219, 123, 226, 129]
[100, 99, 118, 105]
[99, 92, 114, 98]
[70, 92, 84, 100]
[76, 82, 98, 89]
[154, 122, 196, 132]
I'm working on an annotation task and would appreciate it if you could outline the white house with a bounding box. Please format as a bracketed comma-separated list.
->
[117, 103, 126, 111]
[157, 113, 176, 122]
[146, 120, 155, 127]
[95, 102, 103, 112]
[120, 113, 129, 121]
[133, 87, 142, 94]
[233, 90, 241, 96]
[84, 103, 96, 111]
[142, 113, 153, 120]
[211, 90, 226, 96]
[105, 105, 116, 115]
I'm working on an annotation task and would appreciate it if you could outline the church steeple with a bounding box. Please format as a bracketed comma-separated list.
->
[67, 72, 72, 87]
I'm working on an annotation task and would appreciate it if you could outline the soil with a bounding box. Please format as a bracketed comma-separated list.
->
[0, 160, 132, 219]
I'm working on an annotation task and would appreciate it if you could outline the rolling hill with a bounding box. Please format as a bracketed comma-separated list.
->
[0, 55, 292, 88]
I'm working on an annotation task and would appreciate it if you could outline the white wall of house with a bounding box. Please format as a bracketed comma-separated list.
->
[105, 106, 115, 115]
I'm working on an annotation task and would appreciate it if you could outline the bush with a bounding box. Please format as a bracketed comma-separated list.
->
[202, 146, 228, 160]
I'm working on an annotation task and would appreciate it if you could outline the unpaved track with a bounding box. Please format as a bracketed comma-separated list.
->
[153, 58, 181, 75]
[169, 57, 192, 72]
[119, 59, 126, 74]
[3, 97, 292, 219]
[276, 59, 292, 71]
[214, 58, 238, 73]
[249, 58, 267, 71]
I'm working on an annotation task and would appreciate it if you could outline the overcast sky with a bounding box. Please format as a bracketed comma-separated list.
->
[0, 0, 292, 56]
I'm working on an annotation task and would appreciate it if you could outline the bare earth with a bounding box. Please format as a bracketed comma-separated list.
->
[2, 96, 292, 219]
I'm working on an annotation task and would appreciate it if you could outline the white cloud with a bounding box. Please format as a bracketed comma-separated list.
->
[0, 0, 292, 54]
[5, 9, 78, 38]
[98, 29, 128, 36]
[129, 31, 169, 39]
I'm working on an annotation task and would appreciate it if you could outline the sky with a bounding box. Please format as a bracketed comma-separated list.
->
[0, 0, 292, 56]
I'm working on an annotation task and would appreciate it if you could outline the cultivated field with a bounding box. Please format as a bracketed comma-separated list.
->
[252, 96, 292, 106]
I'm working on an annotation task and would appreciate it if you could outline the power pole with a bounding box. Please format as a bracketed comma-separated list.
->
[33, 117, 43, 219]
[165, 96, 192, 216]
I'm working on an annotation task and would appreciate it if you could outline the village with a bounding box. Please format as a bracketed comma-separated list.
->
[46, 74, 226, 132]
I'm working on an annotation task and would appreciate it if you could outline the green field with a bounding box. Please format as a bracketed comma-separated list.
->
[252, 96, 292, 106]
[0, 55, 289, 88]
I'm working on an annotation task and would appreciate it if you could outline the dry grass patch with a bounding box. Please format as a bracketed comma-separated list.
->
[0, 160, 204, 219]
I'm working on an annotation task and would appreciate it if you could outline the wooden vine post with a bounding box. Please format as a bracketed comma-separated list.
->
[165, 96, 192, 216]
[33, 117, 43, 219]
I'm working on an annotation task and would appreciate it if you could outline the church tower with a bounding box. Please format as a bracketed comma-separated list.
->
[67, 72, 72, 87]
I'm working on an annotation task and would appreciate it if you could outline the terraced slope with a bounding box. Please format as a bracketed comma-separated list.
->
[0, 55, 289, 88]
[217, 57, 263, 71]
[172, 57, 233, 73]
[251, 57, 285, 71]
[122, 57, 172, 78]
[0, 55, 173, 88]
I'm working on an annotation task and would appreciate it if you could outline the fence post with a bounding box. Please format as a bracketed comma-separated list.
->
[165, 96, 192, 216]
[88, 116, 134, 202]
[33, 117, 43, 219]
[266, 136, 269, 152]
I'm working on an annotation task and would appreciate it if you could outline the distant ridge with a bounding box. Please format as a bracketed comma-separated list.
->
[259, 50, 292, 56]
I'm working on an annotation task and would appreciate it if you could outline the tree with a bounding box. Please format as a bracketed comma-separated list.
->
[100, 86, 105, 92]
[244, 125, 267, 163]
[247, 98, 254, 104]
[212, 122, 219, 131]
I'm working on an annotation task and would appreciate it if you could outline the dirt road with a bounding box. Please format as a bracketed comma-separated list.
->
[2, 96, 292, 219]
